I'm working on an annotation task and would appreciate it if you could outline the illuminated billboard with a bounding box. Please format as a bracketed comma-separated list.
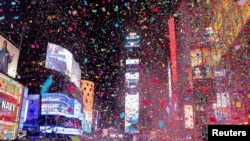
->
[19, 87, 29, 130]
[23, 94, 40, 133]
[0, 73, 24, 140]
[83, 111, 92, 133]
[125, 72, 139, 80]
[125, 92, 139, 133]
[125, 59, 139, 65]
[168, 17, 177, 83]
[45, 42, 73, 77]
[71, 59, 81, 89]
[184, 105, 194, 129]
[125, 59, 140, 73]
[41, 93, 83, 118]
[0, 35, 20, 78]
[212, 92, 231, 124]
[40, 93, 84, 135]
[125, 32, 141, 48]
[190, 48, 215, 79]
[45, 42, 81, 88]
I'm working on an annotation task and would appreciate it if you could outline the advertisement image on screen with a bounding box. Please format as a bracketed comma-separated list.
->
[184, 105, 194, 129]
[125, 32, 141, 48]
[19, 87, 29, 130]
[0, 35, 20, 78]
[45, 42, 73, 77]
[40, 93, 84, 135]
[41, 93, 73, 116]
[0, 73, 24, 140]
[125, 93, 139, 133]
[82, 111, 92, 133]
[71, 59, 81, 89]
[41, 93, 84, 119]
[23, 94, 40, 133]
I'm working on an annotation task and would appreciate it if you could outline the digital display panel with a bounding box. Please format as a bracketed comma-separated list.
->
[184, 105, 194, 129]
[0, 73, 24, 140]
[0, 35, 20, 78]
[168, 17, 177, 83]
[125, 92, 139, 133]
[18, 87, 29, 130]
[45, 42, 73, 77]
[23, 94, 40, 132]
[40, 93, 84, 135]
[125, 32, 141, 48]
[41, 93, 79, 118]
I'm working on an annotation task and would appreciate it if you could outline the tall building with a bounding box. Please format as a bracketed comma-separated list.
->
[173, 0, 250, 140]
[81, 80, 95, 133]
[124, 32, 141, 136]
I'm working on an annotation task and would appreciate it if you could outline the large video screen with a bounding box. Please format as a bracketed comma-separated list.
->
[19, 87, 29, 130]
[71, 59, 81, 89]
[23, 94, 40, 132]
[125, 92, 139, 133]
[0, 73, 24, 140]
[45, 42, 73, 77]
[39, 114, 84, 136]
[0, 35, 20, 78]
[124, 32, 141, 48]
[82, 111, 92, 133]
[41, 93, 82, 119]
[184, 105, 194, 129]
[40, 93, 84, 135]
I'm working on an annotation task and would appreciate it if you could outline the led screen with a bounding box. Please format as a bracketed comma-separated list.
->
[124, 33, 140, 48]
[41, 93, 80, 118]
[23, 94, 40, 132]
[0, 35, 20, 78]
[82, 111, 92, 133]
[71, 59, 81, 89]
[0, 73, 24, 140]
[40, 93, 84, 135]
[18, 87, 29, 130]
[213, 92, 231, 124]
[45, 42, 73, 77]
[184, 105, 194, 129]
[125, 72, 139, 80]
[125, 59, 139, 65]
[125, 92, 139, 133]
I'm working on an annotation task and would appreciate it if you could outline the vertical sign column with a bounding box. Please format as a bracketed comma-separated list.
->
[168, 17, 177, 83]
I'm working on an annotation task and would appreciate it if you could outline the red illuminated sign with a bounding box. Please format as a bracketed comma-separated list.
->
[168, 17, 178, 83]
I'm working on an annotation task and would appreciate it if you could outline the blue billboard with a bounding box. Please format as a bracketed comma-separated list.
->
[41, 93, 75, 117]
[23, 94, 40, 132]
[40, 93, 84, 136]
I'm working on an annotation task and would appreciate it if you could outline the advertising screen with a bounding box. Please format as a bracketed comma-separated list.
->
[190, 48, 215, 79]
[23, 94, 40, 132]
[40, 126, 83, 135]
[19, 87, 29, 130]
[82, 111, 92, 133]
[168, 17, 177, 83]
[45, 42, 73, 77]
[41, 93, 75, 117]
[212, 92, 231, 124]
[0, 73, 24, 140]
[124, 32, 141, 48]
[125, 92, 139, 133]
[184, 105, 194, 129]
[40, 93, 84, 135]
[71, 59, 81, 89]
[0, 35, 20, 78]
